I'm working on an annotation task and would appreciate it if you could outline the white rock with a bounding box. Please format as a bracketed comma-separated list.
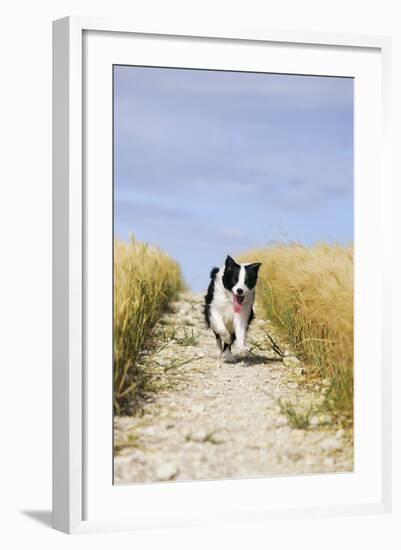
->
[283, 356, 301, 368]
[192, 404, 205, 414]
[156, 463, 179, 481]
[276, 415, 288, 426]
[189, 429, 208, 442]
[309, 415, 320, 427]
[320, 437, 342, 452]
[141, 426, 156, 435]
[114, 455, 134, 467]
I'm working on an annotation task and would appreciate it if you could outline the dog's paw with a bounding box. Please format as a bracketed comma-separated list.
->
[222, 349, 235, 363]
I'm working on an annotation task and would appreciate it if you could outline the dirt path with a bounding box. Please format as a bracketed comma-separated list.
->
[114, 291, 353, 483]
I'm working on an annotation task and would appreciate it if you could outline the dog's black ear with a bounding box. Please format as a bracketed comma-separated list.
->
[225, 255, 238, 269]
[248, 262, 262, 274]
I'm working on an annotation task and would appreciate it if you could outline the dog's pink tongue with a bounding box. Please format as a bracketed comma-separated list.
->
[233, 296, 243, 313]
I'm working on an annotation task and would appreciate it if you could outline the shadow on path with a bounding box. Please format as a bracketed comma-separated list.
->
[227, 353, 283, 366]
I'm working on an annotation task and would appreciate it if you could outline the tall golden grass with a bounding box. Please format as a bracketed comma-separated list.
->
[114, 237, 183, 413]
[241, 243, 353, 417]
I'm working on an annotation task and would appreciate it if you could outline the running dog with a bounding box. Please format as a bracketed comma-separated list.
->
[203, 255, 261, 359]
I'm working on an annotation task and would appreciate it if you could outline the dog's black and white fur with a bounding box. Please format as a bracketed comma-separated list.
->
[204, 255, 261, 359]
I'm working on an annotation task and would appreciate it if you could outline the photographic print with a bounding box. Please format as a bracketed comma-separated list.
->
[113, 65, 353, 484]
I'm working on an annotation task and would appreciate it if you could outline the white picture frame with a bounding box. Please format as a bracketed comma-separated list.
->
[52, 16, 392, 534]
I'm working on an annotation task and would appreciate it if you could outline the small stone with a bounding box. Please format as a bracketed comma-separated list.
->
[189, 429, 208, 442]
[309, 415, 319, 427]
[321, 437, 342, 452]
[283, 356, 301, 368]
[322, 378, 332, 387]
[294, 367, 305, 376]
[192, 403, 205, 414]
[141, 425, 156, 435]
[156, 463, 179, 481]
[114, 455, 134, 466]
[276, 415, 288, 426]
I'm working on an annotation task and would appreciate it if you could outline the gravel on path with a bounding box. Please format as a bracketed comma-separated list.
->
[114, 291, 353, 484]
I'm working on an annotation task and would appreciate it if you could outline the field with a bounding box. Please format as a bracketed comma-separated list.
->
[241, 243, 353, 419]
[113, 240, 354, 481]
[114, 239, 354, 420]
[113, 238, 183, 413]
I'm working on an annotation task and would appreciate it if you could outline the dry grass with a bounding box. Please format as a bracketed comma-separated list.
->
[241, 243, 353, 418]
[114, 237, 183, 414]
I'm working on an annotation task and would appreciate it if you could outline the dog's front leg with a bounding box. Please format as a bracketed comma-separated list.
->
[210, 312, 231, 345]
[234, 313, 248, 352]
[210, 312, 233, 360]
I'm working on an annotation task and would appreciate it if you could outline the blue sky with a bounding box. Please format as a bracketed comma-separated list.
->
[114, 66, 353, 290]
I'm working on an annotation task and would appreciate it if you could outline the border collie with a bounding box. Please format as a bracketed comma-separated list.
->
[203, 255, 262, 359]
